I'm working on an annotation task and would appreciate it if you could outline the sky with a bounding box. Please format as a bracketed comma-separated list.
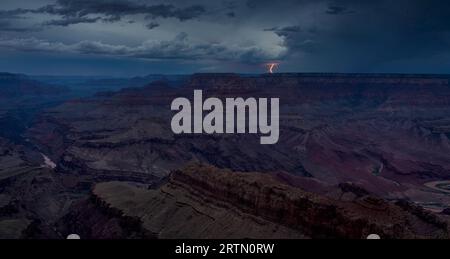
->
[1, 0, 450, 76]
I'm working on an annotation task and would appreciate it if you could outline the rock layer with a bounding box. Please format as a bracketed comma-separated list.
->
[84, 163, 450, 239]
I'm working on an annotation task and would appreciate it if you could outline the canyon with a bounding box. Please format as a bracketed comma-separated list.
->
[1, 72, 450, 238]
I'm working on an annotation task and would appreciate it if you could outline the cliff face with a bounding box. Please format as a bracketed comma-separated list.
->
[80, 164, 449, 239]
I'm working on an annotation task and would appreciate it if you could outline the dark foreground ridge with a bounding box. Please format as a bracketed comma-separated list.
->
[63, 163, 450, 239]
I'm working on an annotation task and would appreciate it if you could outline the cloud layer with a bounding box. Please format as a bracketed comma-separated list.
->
[1, 0, 450, 74]
[1, 0, 207, 23]
[0, 33, 284, 62]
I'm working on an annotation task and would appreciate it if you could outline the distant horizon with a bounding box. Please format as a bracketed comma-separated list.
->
[3, 71, 450, 79]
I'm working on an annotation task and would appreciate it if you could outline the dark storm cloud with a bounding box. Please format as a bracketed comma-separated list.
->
[2, 0, 450, 74]
[0, 20, 40, 32]
[0, 33, 279, 62]
[325, 5, 352, 15]
[264, 25, 317, 54]
[163, 5, 206, 21]
[219, 0, 238, 17]
[2, 0, 207, 22]
[254, 0, 450, 72]
[103, 15, 122, 22]
[0, 8, 32, 18]
[43, 17, 102, 27]
[145, 22, 159, 30]
[265, 26, 303, 36]
[43, 15, 127, 27]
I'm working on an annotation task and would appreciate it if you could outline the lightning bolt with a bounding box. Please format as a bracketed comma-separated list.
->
[266, 63, 279, 73]
[269, 63, 276, 73]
